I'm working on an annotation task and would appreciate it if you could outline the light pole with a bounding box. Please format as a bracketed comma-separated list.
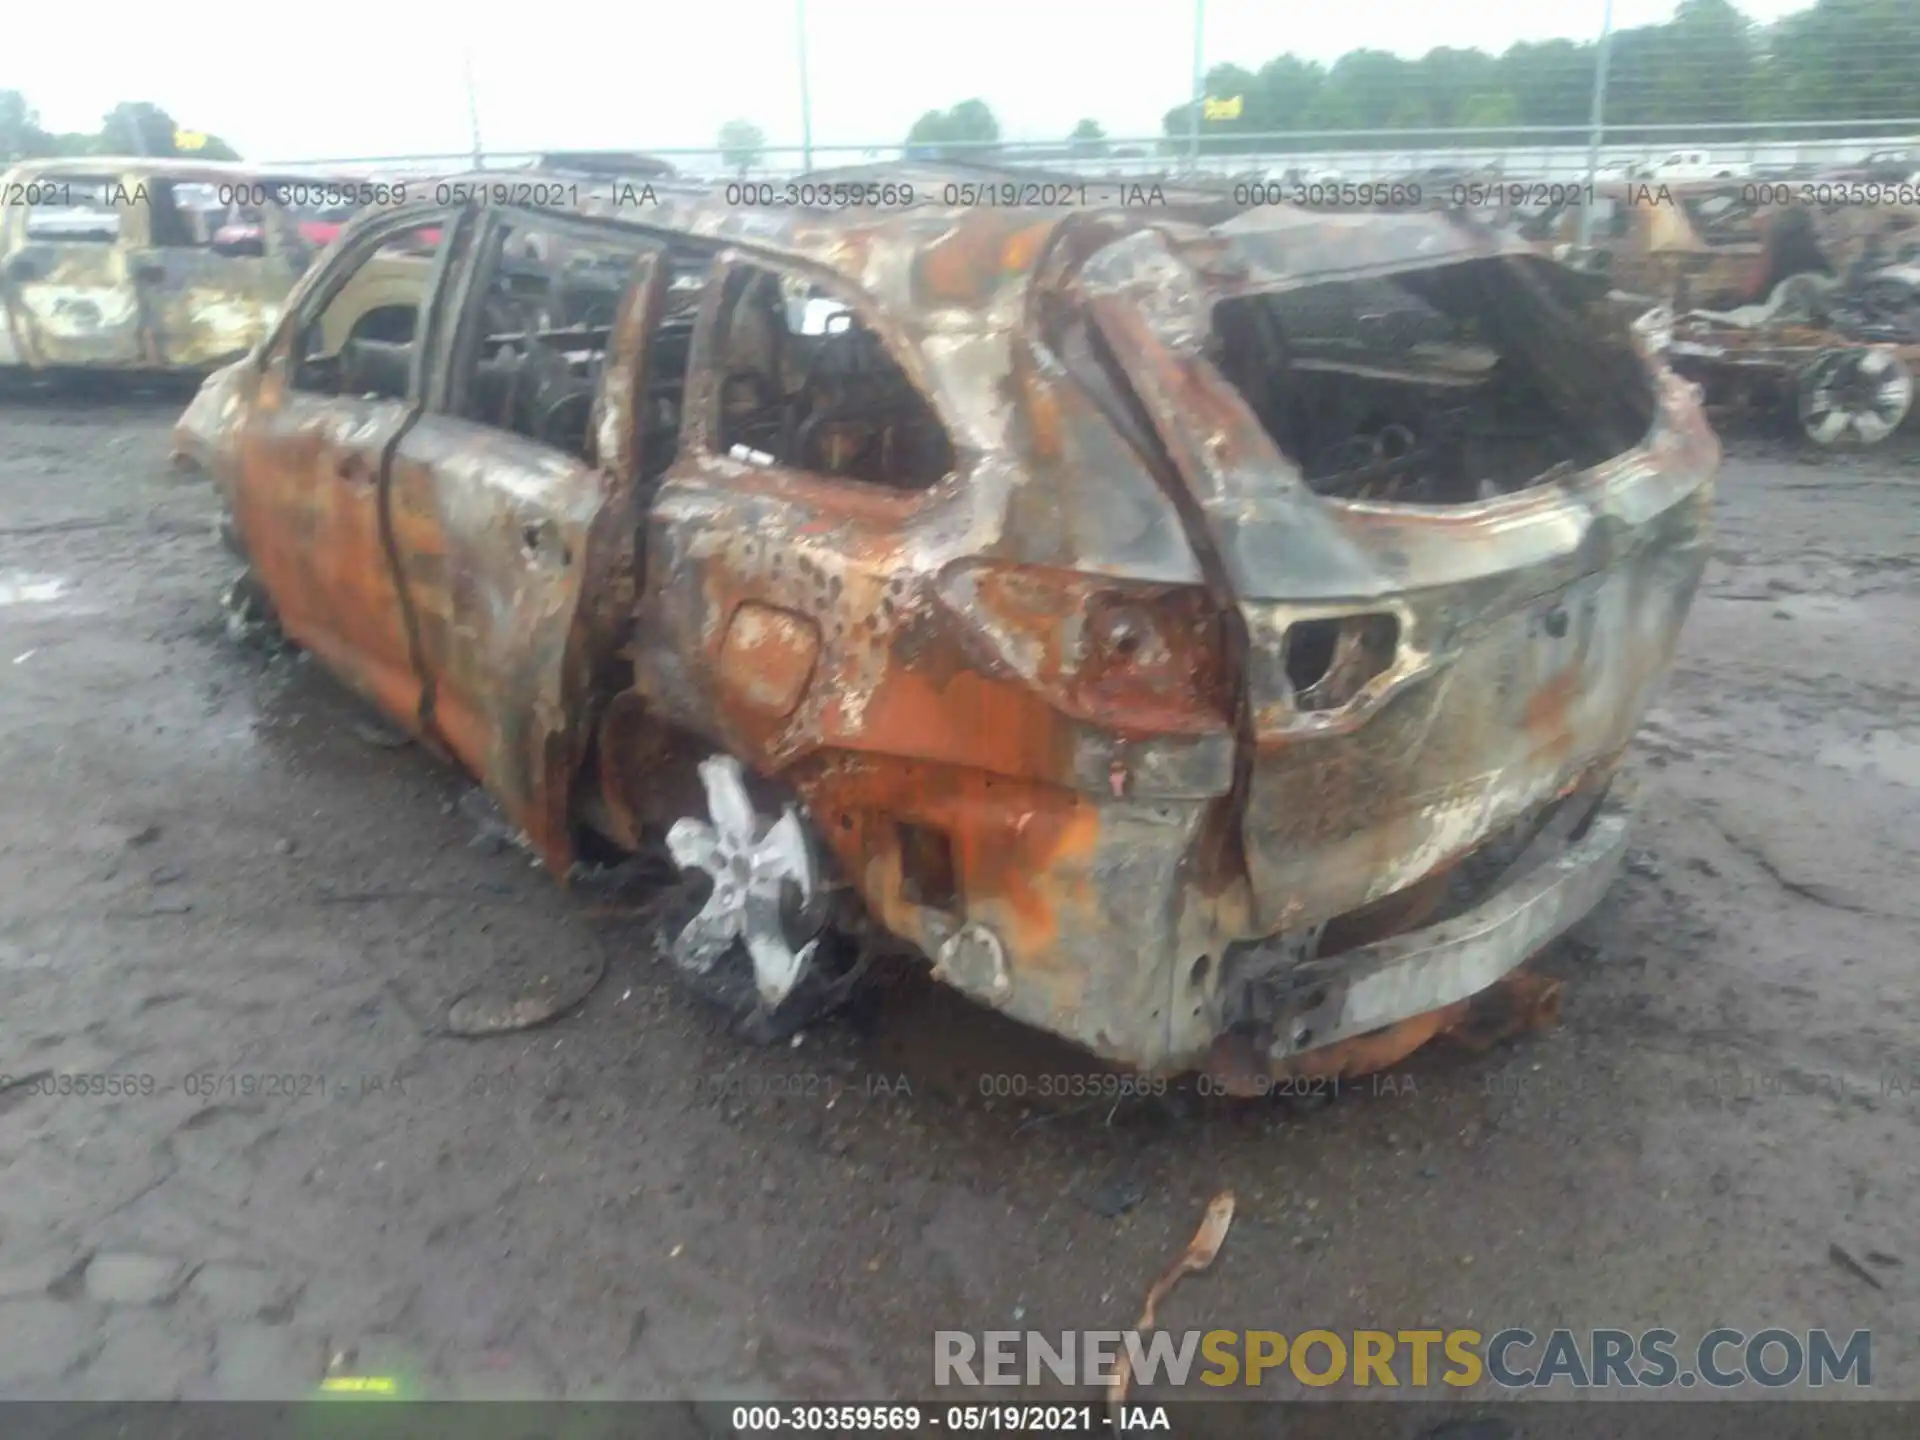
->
[797, 0, 815, 171]
[464, 47, 484, 170]
[1576, 0, 1615, 251]
[1187, 0, 1206, 166]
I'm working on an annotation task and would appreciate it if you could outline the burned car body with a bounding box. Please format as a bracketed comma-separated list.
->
[1469, 179, 1920, 445]
[0, 158, 315, 376]
[174, 169, 1716, 1086]
[1465, 178, 1917, 308]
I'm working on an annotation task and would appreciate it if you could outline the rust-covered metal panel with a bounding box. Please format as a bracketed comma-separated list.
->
[387, 421, 615, 872]
[231, 370, 425, 725]
[383, 244, 669, 873]
[142, 237, 303, 369]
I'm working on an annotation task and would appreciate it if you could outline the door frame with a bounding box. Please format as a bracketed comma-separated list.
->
[233, 199, 478, 718]
[390, 202, 683, 869]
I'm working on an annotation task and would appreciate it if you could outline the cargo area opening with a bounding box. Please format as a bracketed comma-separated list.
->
[1208, 257, 1657, 505]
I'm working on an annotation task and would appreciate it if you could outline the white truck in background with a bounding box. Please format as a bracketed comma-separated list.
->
[1646, 149, 1749, 180]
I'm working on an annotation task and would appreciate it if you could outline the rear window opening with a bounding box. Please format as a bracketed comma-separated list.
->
[1209, 258, 1656, 505]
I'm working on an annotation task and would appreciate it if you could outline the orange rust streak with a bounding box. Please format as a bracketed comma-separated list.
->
[234, 424, 422, 732]
[1022, 371, 1065, 460]
[1522, 665, 1582, 770]
[801, 761, 1101, 967]
[832, 665, 1072, 784]
[914, 214, 1039, 307]
[999, 222, 1054, 278]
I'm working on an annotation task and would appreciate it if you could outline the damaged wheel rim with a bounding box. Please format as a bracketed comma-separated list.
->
[664, 755, 821, 1007]
[1798, 349, 1913, 448]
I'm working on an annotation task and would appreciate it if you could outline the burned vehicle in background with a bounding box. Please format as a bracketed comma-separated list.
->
[0, 158, 342, 378]
[173, 168, 1716, 1089]
[1825, 144, 1920, 186]
[1474, 178, 1920, 446]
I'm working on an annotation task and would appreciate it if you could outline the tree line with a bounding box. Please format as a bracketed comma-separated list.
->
[1166, 0, 1916, 150]
[0, 95, 241, 164]
[877, 0, 1916, 158]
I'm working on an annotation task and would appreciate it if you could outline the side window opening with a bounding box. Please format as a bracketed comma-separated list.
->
[291, 220, 450, 402]
[711, 264, 953, 491]
[455, 220, 665, 462]
[148, 181, 221, 249]
[21, 177, 121, 244]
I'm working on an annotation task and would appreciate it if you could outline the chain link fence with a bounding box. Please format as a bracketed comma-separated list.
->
[264, 119, 1918, 184]
[252, 1, 1920, 185]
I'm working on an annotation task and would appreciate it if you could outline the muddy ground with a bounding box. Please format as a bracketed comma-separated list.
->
[0, 393, 1915, 1408]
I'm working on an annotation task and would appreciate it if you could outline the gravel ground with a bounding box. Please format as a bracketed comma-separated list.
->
[0, 393, 1915, 1406]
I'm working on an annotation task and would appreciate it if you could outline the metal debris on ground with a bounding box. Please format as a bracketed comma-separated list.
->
[1108, 1190, 1235, 1415]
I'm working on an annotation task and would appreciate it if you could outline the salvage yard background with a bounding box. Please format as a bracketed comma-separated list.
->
[0, 391, 1915, 1400]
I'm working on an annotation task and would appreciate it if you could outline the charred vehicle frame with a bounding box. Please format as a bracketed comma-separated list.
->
[173, 167, 1717, 1089]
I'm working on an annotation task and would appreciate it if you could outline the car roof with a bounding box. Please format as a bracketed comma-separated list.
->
[367, 162, 1252, 321]
[318, 161, 1543, 333]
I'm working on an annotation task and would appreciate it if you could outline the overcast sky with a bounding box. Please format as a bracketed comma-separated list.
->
[10, 0, 1814, 163]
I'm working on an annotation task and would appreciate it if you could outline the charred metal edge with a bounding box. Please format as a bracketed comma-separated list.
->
[1261, 796, 1633, 1061]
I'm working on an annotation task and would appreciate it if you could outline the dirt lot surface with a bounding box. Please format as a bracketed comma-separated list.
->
[0, 393, 1915, 1406]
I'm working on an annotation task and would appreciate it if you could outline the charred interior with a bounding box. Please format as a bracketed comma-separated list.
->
[462, 230, 710, 463]
[1210, 258, 1658, 503]
[713, 266, 953, 490]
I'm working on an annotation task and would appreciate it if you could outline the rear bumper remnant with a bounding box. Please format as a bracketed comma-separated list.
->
[1253, 795, 1630, 1066]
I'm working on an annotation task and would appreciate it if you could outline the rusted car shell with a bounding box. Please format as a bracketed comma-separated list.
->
[177, 173, 1717, 1082]
[1464, 178, 1920, 312]
[0, 157, 310, 375]
[1465, 180, 1920, 445]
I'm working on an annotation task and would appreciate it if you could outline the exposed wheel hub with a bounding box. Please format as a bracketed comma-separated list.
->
[1798, 348, 1914, 447]
[665, 755, 821, 1007]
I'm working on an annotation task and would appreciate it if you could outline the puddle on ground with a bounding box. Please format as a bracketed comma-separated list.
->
[0, 572, 70, 606]
[1817, 730, 1920, 789]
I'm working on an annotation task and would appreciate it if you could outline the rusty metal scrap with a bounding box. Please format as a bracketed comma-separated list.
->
[1445, 177, 1920, 444]
[1452, 177, 1920, 312]
[176, 165, 1718, 1084]
[1109, 1191, 1235, 1415]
